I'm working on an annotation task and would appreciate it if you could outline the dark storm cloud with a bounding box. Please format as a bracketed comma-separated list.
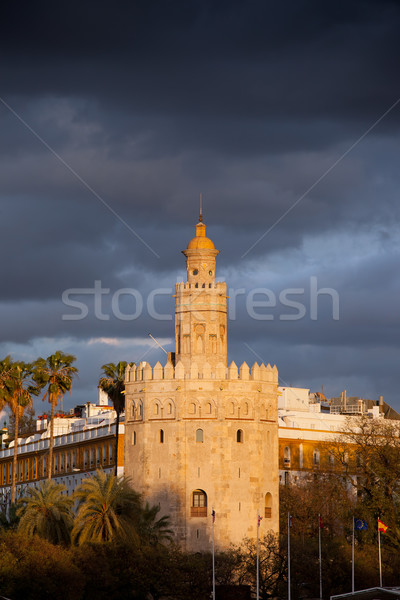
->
[1, 0, 400, 409]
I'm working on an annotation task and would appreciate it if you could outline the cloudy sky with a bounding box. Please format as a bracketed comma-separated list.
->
[1, 0, 400, 415]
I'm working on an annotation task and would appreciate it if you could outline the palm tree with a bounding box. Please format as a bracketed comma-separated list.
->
[138, 502, 173, 547]
[0, 357, 42, 503]
[98, 361, 133, 476]
[34, 351, 78, 479]
[16, 479, 74, 545]
[71, 469, 142, 545]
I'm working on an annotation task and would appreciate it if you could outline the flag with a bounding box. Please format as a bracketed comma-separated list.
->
[354, 518, 368, 531]
[258, 515, 263, 527]
[378, 519, 388, 533]
[212, 509, 215, 524]
[319, 515, 323, 529]
[289, 515, 293, 527]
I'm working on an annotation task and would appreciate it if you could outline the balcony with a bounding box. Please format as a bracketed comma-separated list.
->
[191, 507, 207, 517]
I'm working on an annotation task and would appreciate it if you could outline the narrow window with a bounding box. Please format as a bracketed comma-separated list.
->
[265, 492, 272, 518]
[236, 429, 243, 443]
[196, 428, 203, 443]
[284, 446, 291, 467]
[133, 431, 137, 445]
[313, 449, 320, 466]
[159, 429, 164, 443]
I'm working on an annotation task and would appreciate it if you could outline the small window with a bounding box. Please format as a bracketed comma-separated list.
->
[265, 492, 272, 519]
[191, 489, 207, 517]
[284, 446, 291, 466]
[133, 431, 137, 445]
[313, 449, 320, 466]
[189, 403, 196, 415]
[196, 429, 204, 443]
[159, 429, 164, 443]
[236, 429, 243, 443]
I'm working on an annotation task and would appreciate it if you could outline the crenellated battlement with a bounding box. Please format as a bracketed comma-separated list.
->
[175, 281, 227, 292]
[125, 358, 278, 384]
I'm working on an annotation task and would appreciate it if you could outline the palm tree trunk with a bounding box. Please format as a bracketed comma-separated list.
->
[11, 407, 19, 504]
[48, 399, 56, 480]
[114, 410, 119, 477]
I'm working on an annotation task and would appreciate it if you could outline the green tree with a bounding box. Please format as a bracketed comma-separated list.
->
[329, 415, 400, 545]
[138, 502, 173, 547]
[34, 351, 78, 479]
[0, 357, 42, 503]
[71, 470, 142, 545]
[16, 479, 74, 545]
[0, 531, 83, 600]
[98, 361, 133, 476]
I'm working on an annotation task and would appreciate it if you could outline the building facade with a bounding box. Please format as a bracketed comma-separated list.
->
[0, 402, 124, 509]
[124, 217, 280, 551]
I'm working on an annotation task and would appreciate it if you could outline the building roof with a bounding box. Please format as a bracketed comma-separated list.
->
[331, 588, 400, 600]
[186, 219, 215, 249]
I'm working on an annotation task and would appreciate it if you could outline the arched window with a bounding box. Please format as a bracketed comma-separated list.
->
[265, 492, 272, 518]
[313, 449, 320, 466]
[159, 429, 164, 443]
[191, 489, 207, 517]
[236, 429, 243, 443]
[189, 402, 196, 414]
[196, 429, 204, 443]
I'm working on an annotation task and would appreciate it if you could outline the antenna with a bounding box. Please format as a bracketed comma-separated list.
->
[199, 193, 203, 222]
[148, 333, 168, 355]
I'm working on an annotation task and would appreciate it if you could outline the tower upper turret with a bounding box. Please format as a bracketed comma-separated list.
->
[182, 217, 219, 286]
[175, 216, 227, 370]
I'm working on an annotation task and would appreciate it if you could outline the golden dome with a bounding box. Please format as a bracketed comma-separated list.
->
[186, 220, 215, 250]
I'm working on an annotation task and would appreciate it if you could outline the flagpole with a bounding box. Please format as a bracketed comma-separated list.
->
[212, 508, 215, 600]
[257, 511, 260, 600]
[318, 515, 322, 600]
[288, 513, 291, 600]
[378, 521, 382, 588]
[352, 517, 355, 593]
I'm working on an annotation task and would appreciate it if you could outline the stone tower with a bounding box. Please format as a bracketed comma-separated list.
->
[124, 217, 279, 550]
[175, 215, 227, 371]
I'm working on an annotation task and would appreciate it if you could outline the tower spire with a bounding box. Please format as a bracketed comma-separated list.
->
[199, 193, 203, 222]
